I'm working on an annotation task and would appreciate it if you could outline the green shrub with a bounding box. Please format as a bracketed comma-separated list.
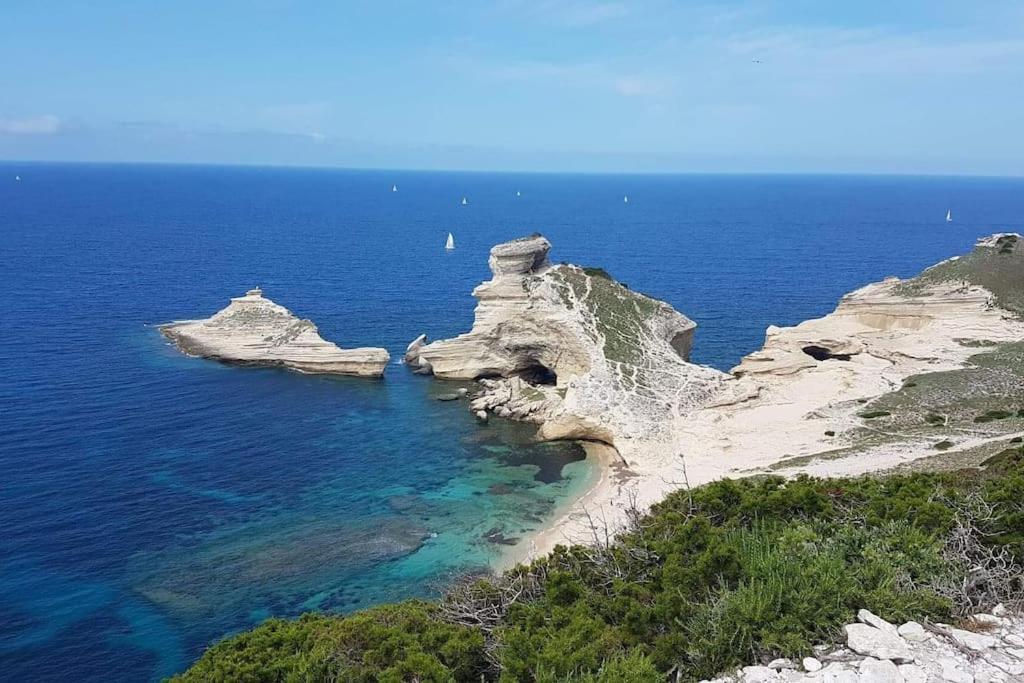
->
[925, 414, 946, 425]
[859, 410, 891, 419]
[175, 452, 1024, 683]
[171, 602, 485, 683]
[935, 440, 954, 450]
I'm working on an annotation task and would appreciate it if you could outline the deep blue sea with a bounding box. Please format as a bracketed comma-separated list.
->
[1, 163, 1022, 681]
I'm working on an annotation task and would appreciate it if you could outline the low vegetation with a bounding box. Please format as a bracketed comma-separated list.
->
[173, 448, 1024, 683]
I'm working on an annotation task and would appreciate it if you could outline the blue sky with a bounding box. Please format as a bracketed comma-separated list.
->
[2, 1, 1023, 174]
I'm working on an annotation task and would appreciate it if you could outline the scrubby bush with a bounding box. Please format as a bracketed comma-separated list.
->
[176, 449, 1024, 683]
[171, 602, 486, 683]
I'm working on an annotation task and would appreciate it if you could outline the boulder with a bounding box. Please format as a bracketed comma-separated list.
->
[801, 657, 821, 672]
[857, 609, 898, 635]
[896, 621, 927, 642]
[857, 657, 901, 683]
[843, 623, 913, 663]
[940, 624, 999, 651]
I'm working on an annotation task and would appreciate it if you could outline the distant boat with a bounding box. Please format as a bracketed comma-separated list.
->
[461, 197, 468, 206]
[15, 175, 20, 181]
[392, 184, 398, 192]
[445, 232, 455, 250]
[516, 190, 521, 197]
[623, 195, 629, 204]
[946, 209, 952, 223]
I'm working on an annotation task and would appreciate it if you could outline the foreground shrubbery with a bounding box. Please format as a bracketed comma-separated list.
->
[173, 447, 1024, 682]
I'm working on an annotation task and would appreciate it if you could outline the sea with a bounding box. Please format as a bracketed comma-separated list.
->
[1, 162, 1022, 681]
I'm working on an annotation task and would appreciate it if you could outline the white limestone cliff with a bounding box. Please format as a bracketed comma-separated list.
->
[493, 234, 1024, 563]
[406, 234, 730, 452]
[161, 288, 390, 377]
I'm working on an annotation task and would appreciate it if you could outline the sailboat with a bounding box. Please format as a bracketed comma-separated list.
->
[392, 184, 398, 192]
[516, 190, 521, 197]
[623, 195, 629, 204]
[445, 232, 455, 250]
[15, 175, 20, 181]
[946, 209, 952, 223]
[461, 197, 468, 206]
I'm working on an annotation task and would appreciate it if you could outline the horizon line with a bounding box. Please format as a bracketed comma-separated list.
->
[1, 157, 1022, 180]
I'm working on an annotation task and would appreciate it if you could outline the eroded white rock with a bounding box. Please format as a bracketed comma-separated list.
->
[857, 657, 901, 683]
[857, 609, 898, 635]
[802, 656, 822, 672]
[407, 234, 726, 451]
[896, 621, 927, 642]
[844, 623, 913, 663]
[161, 288, 389, 377]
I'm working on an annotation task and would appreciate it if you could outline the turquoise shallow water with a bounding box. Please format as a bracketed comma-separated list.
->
[1, 163, 1023, 681]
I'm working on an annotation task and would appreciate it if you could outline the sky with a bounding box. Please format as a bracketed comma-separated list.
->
[1, 1, 1023, 174]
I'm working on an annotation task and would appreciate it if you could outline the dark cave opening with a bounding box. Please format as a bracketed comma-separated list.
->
[516, 361, 558, 386]
[802, 345, 852, 362]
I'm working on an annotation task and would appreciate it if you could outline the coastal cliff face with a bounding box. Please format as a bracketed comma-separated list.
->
[161, 289, 390, 377]
[406, 234, 728, 449]
[708, 233, 1024, 479]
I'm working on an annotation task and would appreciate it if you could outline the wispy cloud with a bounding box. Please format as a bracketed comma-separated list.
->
[452, 56, 672, 98]
[495, 0, 629, 27]
[722, 26, 1024, 78]
[0, 114, 62, 135]
[613, 75, 672, 97]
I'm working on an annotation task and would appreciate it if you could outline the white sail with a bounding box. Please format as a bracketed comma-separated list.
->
[392, 184, 398, 192]
[445, 233, 455, 250]
[461, 197, 468, 205]
[946, 209, 952, 222]
[623, 195, 629, 203]
[15, 175, 20, 181]
[516, 190, 521, 197]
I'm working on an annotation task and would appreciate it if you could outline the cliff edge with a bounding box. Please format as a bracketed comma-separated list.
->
[406, 234, 730, 450]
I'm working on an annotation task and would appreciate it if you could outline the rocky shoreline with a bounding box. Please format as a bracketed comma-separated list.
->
[409, 233, 1024, 563]
[161, 288, 390, 377]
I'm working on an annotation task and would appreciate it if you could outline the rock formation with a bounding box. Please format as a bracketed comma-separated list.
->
[701, 606, 1024, 682]
[406, 234, 729, 450]
[498, 234, 1024, 562]
[161, 288, 389, 377]
[734, 233, 1023, 380]
[715, 233, 1024, 480]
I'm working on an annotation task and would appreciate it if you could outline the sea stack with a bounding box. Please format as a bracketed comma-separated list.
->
[405, 234, 727, 447]
[161, 288, 390, 377]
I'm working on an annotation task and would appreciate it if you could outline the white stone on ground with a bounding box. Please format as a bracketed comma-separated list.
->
[697, 608, 1024, 683]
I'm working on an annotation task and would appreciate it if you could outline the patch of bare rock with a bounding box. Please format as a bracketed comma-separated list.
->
[700, 607, 1024, 683]
[161, 288, 389, 377]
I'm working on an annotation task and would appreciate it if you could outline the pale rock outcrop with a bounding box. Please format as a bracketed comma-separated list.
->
[161, 288, 389, 377]
[456, 234, 1024, 564]
[844, 624, 913, 663]
[679, 233, 1024, 490]
[701, 606, 1024, 683]
[407, 234, 728, 452]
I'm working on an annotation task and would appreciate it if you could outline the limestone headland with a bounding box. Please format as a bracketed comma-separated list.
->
[161, 288, 390, 377]
[405, 233, 731, 450]
[410, 233, 1024, 564]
